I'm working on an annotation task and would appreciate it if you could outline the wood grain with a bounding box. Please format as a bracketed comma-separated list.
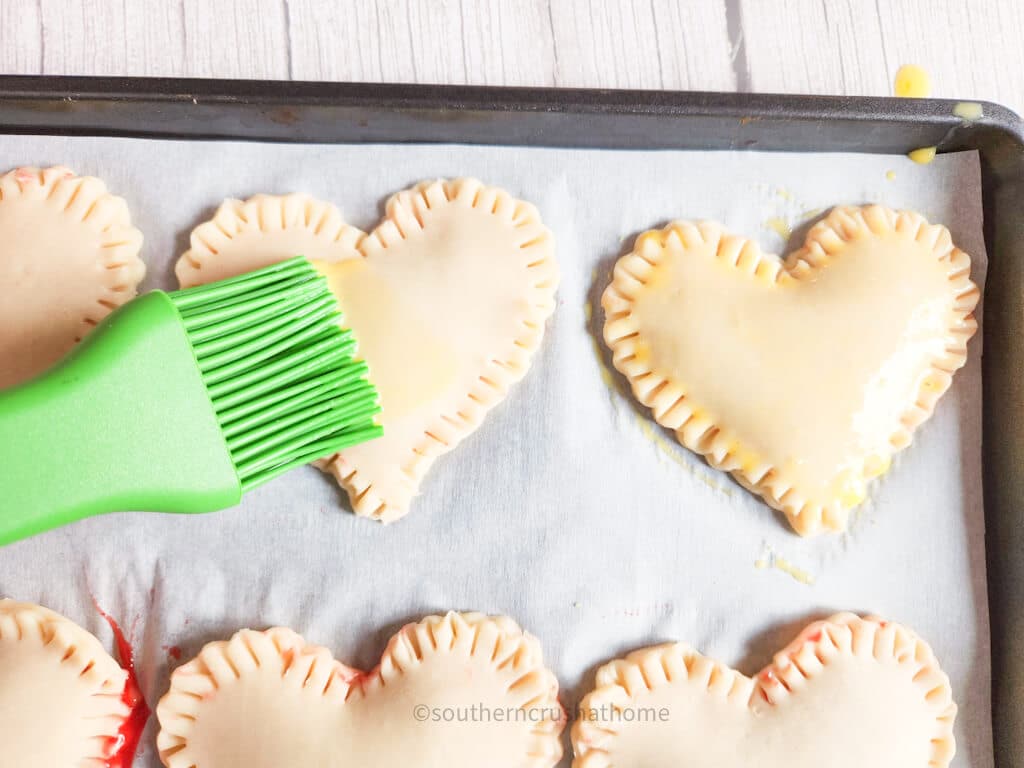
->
[739, 0, 1024, 108]
[0, 0, 41, 74]
[0, 0, 1019, 114]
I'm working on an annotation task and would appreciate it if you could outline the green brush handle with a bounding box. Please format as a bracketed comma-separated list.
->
[0, 292, 240, 546]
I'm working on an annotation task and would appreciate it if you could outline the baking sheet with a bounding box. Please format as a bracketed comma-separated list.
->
[0, 136, 990, 767]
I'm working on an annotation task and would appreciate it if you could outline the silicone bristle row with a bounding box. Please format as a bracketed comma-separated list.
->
[168, 256, 382, 491]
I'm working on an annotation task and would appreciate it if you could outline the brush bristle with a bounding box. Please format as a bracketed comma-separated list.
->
[168, 256, 382, 491]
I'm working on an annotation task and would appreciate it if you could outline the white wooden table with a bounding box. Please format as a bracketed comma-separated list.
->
[1, 0, 1021, 115]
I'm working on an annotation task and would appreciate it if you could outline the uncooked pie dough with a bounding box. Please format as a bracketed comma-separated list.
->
[156, 611, 564, 768]
[176, 179, 558, 521]
[0, 166, 145, 389]
[0, 599, 130, 766]
[572, 614, 956, 768]
[602, 205, 979, 535]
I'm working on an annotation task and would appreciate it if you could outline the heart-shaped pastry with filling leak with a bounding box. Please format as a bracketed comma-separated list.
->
[177, 179, 558, 522]
[156, 612, 564, 768]
[0, 599, 131, 767]
[602, 205, 979, 535]
[572, 613, 956, 768]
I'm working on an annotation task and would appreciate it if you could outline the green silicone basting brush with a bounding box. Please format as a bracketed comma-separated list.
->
[0, 256, 382, 546]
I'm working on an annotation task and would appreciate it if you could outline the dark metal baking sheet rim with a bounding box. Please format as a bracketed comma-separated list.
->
[1, 76, 1022, 766]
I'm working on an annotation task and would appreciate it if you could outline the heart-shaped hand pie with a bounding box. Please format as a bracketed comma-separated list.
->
[602, 205, 979, 535]
[572, 614, 956, 768]
[156, 611, 565, 768]
[0, 599, 131, 766]
[0, 166, 145, 389]
[177, 179, 558, 521]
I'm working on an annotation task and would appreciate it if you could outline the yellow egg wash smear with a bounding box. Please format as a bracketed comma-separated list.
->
[755, 545, 815, 586]
[764, 217, 791, 242]
[894, 64, 937, 165]
[314, 258, 457, 421]
[953, 101, 984, 121]
[894, 64, 931, 98]
[585, 279, 617, 390]
[633, 415, 733, 498]
[908, 147, 937, 165]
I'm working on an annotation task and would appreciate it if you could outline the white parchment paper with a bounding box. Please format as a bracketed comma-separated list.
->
[0, 136, 990, 767]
